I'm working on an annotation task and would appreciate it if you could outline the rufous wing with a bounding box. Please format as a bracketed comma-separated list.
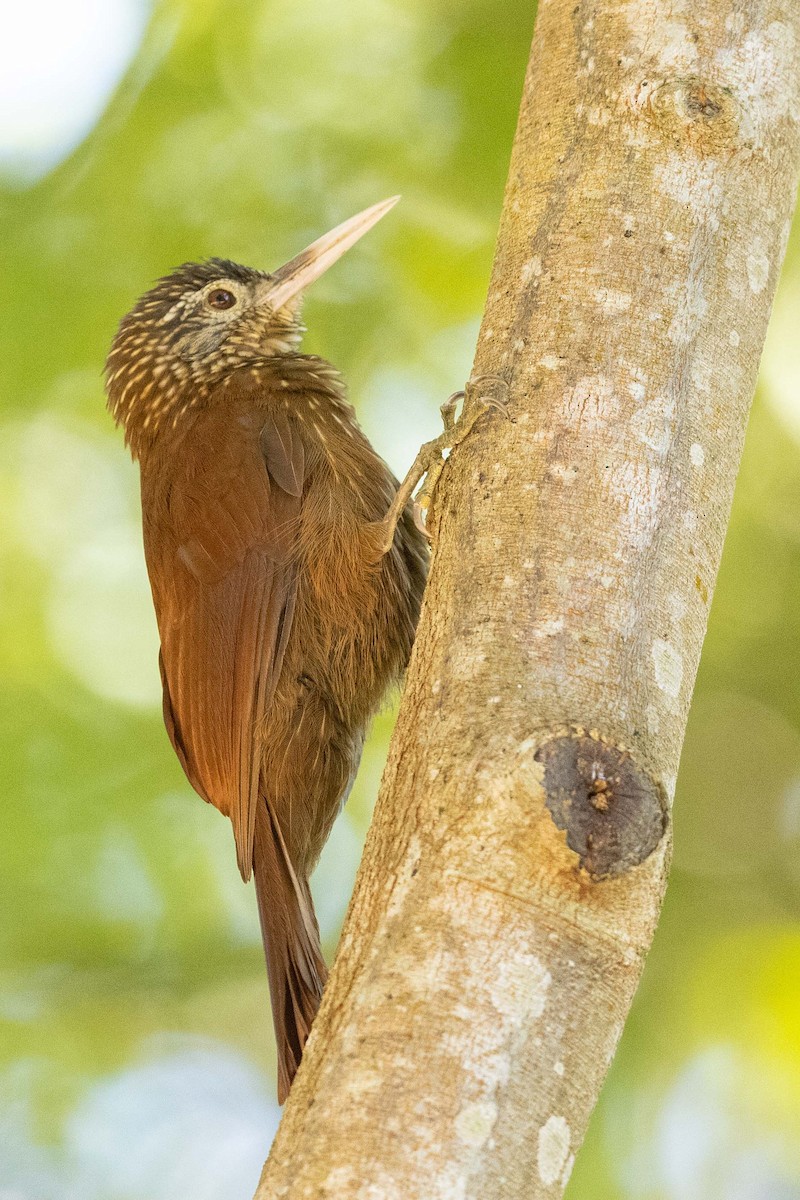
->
[144, 398, 306, 881]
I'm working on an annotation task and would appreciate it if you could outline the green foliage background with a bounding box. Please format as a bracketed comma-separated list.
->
[1, 1, 799, 1196]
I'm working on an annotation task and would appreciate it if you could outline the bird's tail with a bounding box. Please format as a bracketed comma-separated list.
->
[253, 797, 328, 1104]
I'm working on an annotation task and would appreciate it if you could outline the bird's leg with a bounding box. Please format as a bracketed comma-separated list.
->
[376, 376, 511, 555]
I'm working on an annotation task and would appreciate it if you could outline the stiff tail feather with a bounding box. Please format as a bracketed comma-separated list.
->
[253, 798, 327, 1103]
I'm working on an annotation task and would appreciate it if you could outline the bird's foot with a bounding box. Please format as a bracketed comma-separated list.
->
[377, 375, 512, 555]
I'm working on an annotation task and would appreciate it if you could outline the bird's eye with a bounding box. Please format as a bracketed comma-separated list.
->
[206, 288, 237, 310]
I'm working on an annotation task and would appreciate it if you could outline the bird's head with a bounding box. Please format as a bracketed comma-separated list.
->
[105, 197, 398, 453]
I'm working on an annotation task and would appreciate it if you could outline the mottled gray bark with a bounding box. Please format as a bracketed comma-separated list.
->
[256, 1, 800, 1195]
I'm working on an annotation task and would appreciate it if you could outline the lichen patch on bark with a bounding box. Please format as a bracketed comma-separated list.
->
[537, 1115, 572, 1187]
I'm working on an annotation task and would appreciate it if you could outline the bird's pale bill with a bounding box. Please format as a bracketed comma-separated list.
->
[262, 196, 400, 312]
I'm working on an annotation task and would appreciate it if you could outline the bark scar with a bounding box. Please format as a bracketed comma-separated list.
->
[645, 77, 741, 154]
[535, 731, 667, 880]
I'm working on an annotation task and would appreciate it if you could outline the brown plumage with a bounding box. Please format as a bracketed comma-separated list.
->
[105, 204, 427, 1102]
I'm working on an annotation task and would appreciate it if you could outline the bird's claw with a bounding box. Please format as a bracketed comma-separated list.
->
[439, 390, 463, 432]
[378, 376, 511, 554]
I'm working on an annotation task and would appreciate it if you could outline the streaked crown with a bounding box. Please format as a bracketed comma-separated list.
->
[105, 259, 303, 455]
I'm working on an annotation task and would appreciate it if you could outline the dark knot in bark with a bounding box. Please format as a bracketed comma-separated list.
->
[536, 731, 667, 880]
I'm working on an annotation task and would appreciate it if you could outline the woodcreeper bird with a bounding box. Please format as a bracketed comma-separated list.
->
[105, 199, 430, 1102]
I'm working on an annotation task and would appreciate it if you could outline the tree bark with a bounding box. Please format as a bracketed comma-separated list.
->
[256, 1, 800, 1196]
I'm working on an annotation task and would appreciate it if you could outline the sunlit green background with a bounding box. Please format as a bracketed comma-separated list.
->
[2, 1, 800, 1196]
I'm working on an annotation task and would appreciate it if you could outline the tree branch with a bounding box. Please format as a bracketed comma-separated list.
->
[256, 1, 800, 1194]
